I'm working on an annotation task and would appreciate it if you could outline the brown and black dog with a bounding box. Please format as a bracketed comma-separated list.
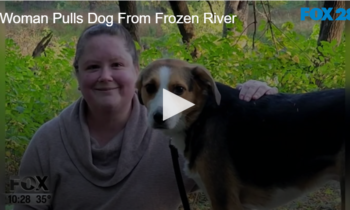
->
[136, 58, 345, 210]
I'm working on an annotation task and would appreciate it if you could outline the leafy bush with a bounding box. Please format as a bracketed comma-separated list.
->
[141, 22, 345, 93]
[5, 38, 78, 190]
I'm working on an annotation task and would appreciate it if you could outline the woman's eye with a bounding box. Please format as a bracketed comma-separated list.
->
[112, 63, 122, 67]
[86, 65, 99, 70]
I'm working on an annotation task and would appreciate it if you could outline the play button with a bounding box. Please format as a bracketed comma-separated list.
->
[163, 89, 195, 121]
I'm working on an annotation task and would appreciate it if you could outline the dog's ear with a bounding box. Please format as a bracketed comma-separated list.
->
[191, 65, 221, 105]
[135, 74, 144, 105]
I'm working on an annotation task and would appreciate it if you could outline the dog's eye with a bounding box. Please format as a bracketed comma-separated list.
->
[145, 84, 156, 94]
[173, 86, 185, 95]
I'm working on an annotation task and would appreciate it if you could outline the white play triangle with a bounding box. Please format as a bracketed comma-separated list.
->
[163, 89, 195, 121]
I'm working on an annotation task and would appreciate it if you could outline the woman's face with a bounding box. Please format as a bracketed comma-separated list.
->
[77, 34, 138, 111]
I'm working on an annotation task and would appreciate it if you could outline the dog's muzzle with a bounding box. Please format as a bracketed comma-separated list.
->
[152, 107, 168, 129]
[153, 111, 163, 124]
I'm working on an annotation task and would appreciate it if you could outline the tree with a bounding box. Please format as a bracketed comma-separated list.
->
[118, 1, 141, 46]
[314, 1, 345, 89]
[168, 1, 198, 58]
[168, 1, 195, 45]
[317, 1, 345, 47]
[32, 32, 53, 58]
[222, 0, 249, 37]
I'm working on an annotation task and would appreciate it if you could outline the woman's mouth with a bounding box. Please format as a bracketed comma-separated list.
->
[95, 87, 119, 91]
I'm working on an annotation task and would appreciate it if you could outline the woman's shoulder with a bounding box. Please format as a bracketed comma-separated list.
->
[30, 99, 80, 144]
[29, 116, 62, 147]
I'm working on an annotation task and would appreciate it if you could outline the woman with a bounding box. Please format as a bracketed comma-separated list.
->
[14, 23, 278, 210]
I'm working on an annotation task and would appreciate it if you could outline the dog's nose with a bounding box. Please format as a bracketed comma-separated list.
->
[153, 110, 163, 124]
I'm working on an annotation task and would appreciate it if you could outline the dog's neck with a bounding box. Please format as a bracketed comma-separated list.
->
[185, 92, 214, 127]
[163, 117, 187, 157]
[163, 93, 218, 157]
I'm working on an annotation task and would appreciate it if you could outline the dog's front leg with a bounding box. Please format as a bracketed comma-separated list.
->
[196, 158, 244, 210]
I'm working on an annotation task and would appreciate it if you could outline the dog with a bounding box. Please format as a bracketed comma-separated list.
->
[136, 58, 345, 210]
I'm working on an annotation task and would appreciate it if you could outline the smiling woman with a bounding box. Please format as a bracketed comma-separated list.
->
[76, 35, 137, 112]
[73, 25, 140, 147]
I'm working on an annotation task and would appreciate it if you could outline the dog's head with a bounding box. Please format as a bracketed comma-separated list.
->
[136, 58, 221, 130]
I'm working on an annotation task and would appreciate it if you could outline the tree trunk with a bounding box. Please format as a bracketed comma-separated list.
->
[168, 1, 195, 45]
[314, 1, 345, 89]
[32, 32, 53, 58]
[317, 1, 345, 47]
[168, 1, 198, 59]
[306, 0, 309, 7]
[118, 1, 141, 46]
[222, 0, 249, 37]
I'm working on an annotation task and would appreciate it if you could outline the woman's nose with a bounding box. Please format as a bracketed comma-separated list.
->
[98, 66, 113, 81]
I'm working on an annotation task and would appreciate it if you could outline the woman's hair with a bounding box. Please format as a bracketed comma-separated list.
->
[73, 23, 139, 74]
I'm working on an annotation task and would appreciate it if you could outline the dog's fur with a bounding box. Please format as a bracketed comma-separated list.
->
[136, 58, 345, 210]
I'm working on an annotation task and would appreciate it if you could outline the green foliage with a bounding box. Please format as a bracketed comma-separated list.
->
[141, 22, 345, 93]
[5, 38, 78, 188]
[6, 39, 77, 143]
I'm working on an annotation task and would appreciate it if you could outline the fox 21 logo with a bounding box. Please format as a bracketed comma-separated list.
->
[301, 7, 350, 21]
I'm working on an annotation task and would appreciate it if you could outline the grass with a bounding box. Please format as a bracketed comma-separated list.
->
[179, 181, 341, 210]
